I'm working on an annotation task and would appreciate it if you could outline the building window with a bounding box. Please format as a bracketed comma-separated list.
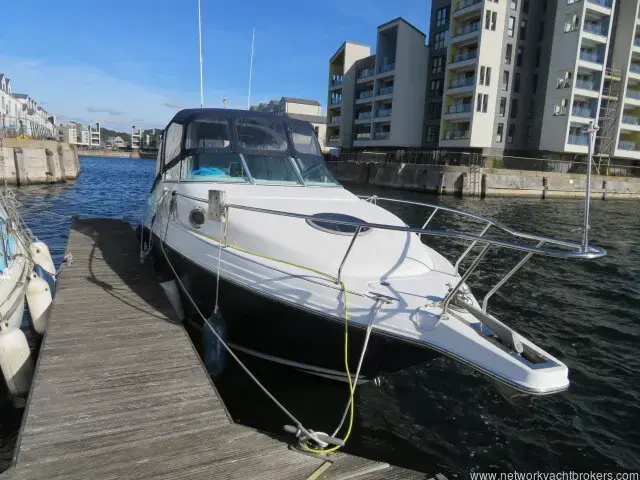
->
[435, 7, 448, 27]
[430, 79, 442, 94]
[516, 46, 524, 67]
[496, 123, 504, 143]
[511, 99, 518, 118]
[486, 67, 491, 85]
[507, 124, 515, 144]
[426, 126, 439, 144]
[505, 44, 513, 64]
[528, 99, 534, 118]
[492, 12, 497, 30]
[434, 31, 446, 50]
[519, 19, 527, 40]
[514, 73, 521, 92]
[500, 97, 507, 116]
[523, 0, 529, 13]
[565, 14, 579, 33]
[502, 70, 510, 90]
[428, 102, 442, 119]
[477, 93, 483, 112]
[480, 66, 486, 85]
[510, 0, 517, 9]
[533, 74, 538, 94]
[536, 46, 541, 67]
[526, 125, 533, 143]
[432, 55, 444, 74]
[483, 94, 488, 113]
[485, 10, 492, 30]
[508, 16, 516, 36]
[539, 20, 545, 41]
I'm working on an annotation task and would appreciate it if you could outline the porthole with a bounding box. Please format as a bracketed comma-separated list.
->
[189, 208, 206, 228]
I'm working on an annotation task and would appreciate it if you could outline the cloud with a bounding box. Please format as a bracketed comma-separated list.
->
[163, 102, 183, 109]
[86, 106, 125, 115]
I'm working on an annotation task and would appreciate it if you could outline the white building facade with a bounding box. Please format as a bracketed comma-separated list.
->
[1, 73, 55, 139]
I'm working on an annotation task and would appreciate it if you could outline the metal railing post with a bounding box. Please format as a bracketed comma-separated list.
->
[454, 223, 491, 273]
[442, 242, 492, 317]
[337, 226, 362, 285]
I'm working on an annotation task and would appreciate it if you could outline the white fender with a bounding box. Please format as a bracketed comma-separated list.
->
[26, 272, 52, 335]
[0, 321, 34, 398]
[29, 241, 55, 277]
[159, 279, 185, 321]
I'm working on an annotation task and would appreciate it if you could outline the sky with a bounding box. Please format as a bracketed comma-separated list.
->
[0, 0, 430, 130]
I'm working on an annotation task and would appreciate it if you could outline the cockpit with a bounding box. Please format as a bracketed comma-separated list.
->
[156, 109, 339, 187]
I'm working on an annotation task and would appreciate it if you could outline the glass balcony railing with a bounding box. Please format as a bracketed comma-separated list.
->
[583, 23, 606, 36]
[377, 86, 394, 95]
[357, 68, 375, 79]
[329, 116, 341, 123]
[454, 22, 480, 37]
[630, 64, 640, 74]
[580, 52, 603, 63]
[618, 140, 638, 150]
[330, 98, 342, 105]
[354, 132, 371, 140]
[450, 77, 475, 88]
[330, 76, 343, 86]
[378, 63, 395, 74]
[356, 112, 372, 120]
[454, 0, 482, 11]
[375, 108, 392, 118]
[627, 90, 640, 99]
[447, 103, 472, 114]
[635, 38, 640, 47]
[328, 136, 340, 142]
[357, 90, 374, 100]
[374, 131, 390, 140]
[451, 50, 478, 63]
[444, 130, 470, 140]
[575, 79, 597, 90]
[568, 134, 589, 145]
[587, 0, 612, 7]
[572, 107, 594, 118]
[622, 116, 640, 125]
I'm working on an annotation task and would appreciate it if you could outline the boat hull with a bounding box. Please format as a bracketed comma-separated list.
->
[151, 236, 438, 381]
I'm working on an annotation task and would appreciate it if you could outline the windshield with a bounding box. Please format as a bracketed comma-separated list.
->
[182, 152, 249, 182]
[292, 155, 340, 186]
[243, 154, 302, 185]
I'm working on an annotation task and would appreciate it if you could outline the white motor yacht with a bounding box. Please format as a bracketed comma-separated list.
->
[142, 109, 606, 395]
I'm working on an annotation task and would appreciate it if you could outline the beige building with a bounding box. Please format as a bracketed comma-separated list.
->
[251, 97, 327, 151]
[0, 75, 55, 138]
[326, 18, 428, 151]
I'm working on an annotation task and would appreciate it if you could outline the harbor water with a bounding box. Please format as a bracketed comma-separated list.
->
[1, 155, 638, 474]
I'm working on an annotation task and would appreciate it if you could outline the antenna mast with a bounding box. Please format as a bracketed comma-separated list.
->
[248, 27, 255, 110]
[198, 0, 204, 108]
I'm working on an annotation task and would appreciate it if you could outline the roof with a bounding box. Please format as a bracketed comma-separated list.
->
[378, 17, 426, 38]
[282, 97, 321, 106]
[169, 108, 313, 126]
[12, 93, 29, 99]
[329, 41, 371, 63]
[286, 113, 326, 124]
[0, 74, 4, 82]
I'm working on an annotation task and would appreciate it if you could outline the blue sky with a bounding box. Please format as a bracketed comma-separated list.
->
[0, 0, 429, 130]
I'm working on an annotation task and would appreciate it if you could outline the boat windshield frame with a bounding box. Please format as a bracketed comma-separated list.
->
[154, 108, 340, 188]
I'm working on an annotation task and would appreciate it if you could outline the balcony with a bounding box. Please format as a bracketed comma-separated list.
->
[446, 103, 472, 114]
[353, 132, 371, 140]
[330, 76, 343, 88]
[580, 52, 603, 63]
[583, 23, 607, 37]
[634, 38, 640, 47]
[357, 68, 375, 79]
[355, 112, 372, 123]
[377, 63, 395, 75]
[572, 106, 595, 118]
[377, 86, 394, 96]
[449, 76, 475, 89]
[627, 89, 640, 101]
[618, 140, 638, 150]
[375, 108, 392, 118]
[568, 134, 589, 145]
[356, 90, 374, 104]
[575, 79, 598, 91]
[450, 50, 478, 65]
[622, 115, 640, 125]
[329, 98, 342, 106]
[630, 64, 640, 76]
[454, 22, 480, 37]
[443, 129, 470, 140]
[587, 0, 612, 7]
[454, 0, 482, 13]
[374, 131, 390, 140]
[328, 116, 341, 125]
[328, 135, 340, 143]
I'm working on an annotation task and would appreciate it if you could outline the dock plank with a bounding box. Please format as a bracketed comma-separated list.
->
[1, 219, 429, 479]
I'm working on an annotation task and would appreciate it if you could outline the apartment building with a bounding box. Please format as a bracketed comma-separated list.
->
[326, 18, 428, 150]
[131, 126, 142, 149]
[251, 97, 327, 151]
[90, 122, 101, 147]
[1, 74, 56, 138]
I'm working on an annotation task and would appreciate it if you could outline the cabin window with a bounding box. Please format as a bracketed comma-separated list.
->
[163, 122, 183, 180]
[181, 152, 249, 182]
[243, 154, 301, 185]
[186, 119, 231, 149]
[235, 117, 288, 151]
[290, 122, 321, 155]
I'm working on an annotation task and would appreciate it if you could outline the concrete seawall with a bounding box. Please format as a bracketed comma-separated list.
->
[77, 149, 141, 159]
[0, 138, 80, 185]
[328, 161, 640, 200]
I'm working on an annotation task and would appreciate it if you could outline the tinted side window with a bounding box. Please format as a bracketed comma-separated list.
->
[235, 117, 288, 151]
